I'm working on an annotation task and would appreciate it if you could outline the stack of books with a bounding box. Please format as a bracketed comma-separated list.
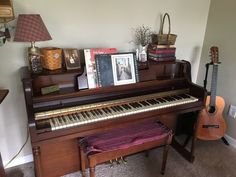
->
[147, 44, 176, 62]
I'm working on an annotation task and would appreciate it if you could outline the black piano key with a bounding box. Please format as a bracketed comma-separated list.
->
[169, 96, 176, 101]
[150, 99, 159, 104]
[136, 102, 143, 107]
[97, 109, 103, 115]
[163, 96, 171, 101]
[113, 106, 119, 111]
[62, 116, 67, 124]
[91, 110, 96, 116]
[81, 111, 87, 118]
[125, 104, 132, 109]
[106, 107, 112, 113]
[146, 99, 155, 105]
[102, 108, 108, 114]
[121, 104, 128, 110]
[75, 113, 81, 119]
[139, 101, 147, 106]
[129, 103, 136, 108]
[172, 95, 182, 100]
[157, 98, 166, 103]
[52, 118, 56, 125]
[117, 105, 124, 111]
[180, 94, 190, 98]
[58, 117, 63, 124]
[94, 109, 100, 115]
[111, 106, 117, 112]
[143, 101, 151, 105]
[84, 111, 90, 117]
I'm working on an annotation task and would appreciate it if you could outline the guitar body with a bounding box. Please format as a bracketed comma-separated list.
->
[197, 95, 227, 140]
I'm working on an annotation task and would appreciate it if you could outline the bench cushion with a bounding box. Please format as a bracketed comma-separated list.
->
[80, 121, 172, 155]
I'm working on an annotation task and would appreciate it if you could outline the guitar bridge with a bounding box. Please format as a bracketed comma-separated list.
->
[202, 125, 219, 128]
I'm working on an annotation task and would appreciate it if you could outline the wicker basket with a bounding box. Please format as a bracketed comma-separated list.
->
[41, 47, 62, 70]
[152, 13, 177, 45]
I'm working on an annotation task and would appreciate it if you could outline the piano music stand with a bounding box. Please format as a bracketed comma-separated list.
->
[0, 89, 9, 177]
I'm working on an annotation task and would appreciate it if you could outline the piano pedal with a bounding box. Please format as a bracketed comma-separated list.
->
[109, 160, 114, 168]
[115, 158, 120, 165]
[120, 156, 127, 164]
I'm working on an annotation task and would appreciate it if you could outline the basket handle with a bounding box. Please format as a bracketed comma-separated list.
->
[159, 13, 171, 35]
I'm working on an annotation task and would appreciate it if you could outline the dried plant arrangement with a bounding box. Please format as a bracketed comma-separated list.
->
[133, 25, 152, 47]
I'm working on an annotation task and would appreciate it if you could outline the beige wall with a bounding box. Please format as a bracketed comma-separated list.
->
[197, 0, 236, 140]
[0, 0, 210, 167]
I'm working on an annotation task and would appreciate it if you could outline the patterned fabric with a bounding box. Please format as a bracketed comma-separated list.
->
[14, 14, 52, 42]
[80, 121, 173, 155]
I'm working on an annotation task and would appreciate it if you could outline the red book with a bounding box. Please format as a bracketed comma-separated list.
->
[148, 49, 176, 54]
[84, 48, 117, 88]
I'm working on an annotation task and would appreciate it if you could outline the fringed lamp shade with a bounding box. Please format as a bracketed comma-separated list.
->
[14, 14, 52, 42]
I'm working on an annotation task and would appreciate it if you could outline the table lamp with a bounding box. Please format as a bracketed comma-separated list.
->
[14, 14, 52, 73]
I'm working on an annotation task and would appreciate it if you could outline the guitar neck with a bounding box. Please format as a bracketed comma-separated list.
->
[210, 64, 218, 107]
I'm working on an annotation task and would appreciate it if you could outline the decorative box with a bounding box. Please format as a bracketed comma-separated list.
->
[41, 47, 62, 70]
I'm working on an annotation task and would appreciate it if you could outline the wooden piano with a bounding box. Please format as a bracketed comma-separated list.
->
[21, 60, 206, 177]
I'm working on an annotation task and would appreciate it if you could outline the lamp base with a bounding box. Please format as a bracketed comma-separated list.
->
[28, 47, 43, 73]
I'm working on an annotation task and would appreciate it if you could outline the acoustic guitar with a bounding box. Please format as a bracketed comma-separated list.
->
[196, 46, 227, 140]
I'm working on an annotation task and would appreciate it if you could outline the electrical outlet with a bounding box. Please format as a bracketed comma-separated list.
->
[228, 105, 236, 118]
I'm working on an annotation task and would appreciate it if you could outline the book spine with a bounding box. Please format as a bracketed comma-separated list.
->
[84, 49, 97, 89]
[148, 56, 176, 62]
[133, 54, 139, 82]
[148, 53, 176, 58]
[148, 44, 175, 49]
[95, 57, 102, 87]
[148, 49, 176, 54]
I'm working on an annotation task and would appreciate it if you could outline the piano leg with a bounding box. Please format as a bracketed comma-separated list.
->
[79, 146, 86, 177]
[172, 111, 199, 162]
[33, 146, 42, 177]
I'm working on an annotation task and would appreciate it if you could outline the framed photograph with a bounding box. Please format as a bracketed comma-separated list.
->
[63, 49, 81, 70]
[111, 53, 137, 86]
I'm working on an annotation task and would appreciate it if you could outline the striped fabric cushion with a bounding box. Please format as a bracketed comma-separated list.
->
[80, 121, 172, 155]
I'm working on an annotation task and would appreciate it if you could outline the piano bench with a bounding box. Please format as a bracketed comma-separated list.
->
[79, 121, 173, 177]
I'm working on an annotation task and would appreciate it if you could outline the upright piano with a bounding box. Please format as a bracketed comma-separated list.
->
[21, 60, 206, 177]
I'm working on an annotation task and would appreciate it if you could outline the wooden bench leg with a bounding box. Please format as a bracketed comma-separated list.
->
[80, 148, 86, 177]
[89, 166, 95, 177]
[161, 144, 170, 175]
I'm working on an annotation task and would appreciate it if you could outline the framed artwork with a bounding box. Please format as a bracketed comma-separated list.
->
[63, 49, 81, 70]
[111, 53, 136, 86]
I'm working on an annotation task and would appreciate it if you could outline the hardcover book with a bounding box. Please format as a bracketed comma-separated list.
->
[84, 48, 117, 89]
[96, 54, 114, 87]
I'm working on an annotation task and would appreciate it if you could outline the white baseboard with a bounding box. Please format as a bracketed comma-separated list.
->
[225, 134, 236, 148]
[2, 135, 236, 169]
[3, 154, 33, 169]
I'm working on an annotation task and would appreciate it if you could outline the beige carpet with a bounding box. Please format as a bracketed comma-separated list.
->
[6, 138, 236, 177]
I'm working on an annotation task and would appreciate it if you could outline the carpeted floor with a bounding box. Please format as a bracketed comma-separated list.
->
[5, 138, 236, 177]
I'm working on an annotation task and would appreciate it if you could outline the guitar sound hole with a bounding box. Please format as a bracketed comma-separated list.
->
[209, 106, 216, 113]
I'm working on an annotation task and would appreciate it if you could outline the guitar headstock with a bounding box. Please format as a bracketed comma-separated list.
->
[210, 46, 220, 64]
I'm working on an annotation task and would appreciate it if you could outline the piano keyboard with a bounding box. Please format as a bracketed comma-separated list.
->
[35, 89, 198, 131]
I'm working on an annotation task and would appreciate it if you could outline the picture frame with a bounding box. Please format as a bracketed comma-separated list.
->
[63, 48, 81, 70]
[111, 53, 137, 86]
